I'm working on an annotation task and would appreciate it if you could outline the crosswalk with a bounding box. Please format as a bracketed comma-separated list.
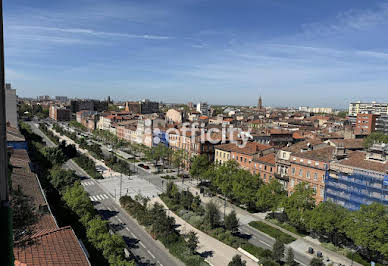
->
[89, 194, 109, 201]
[82, 181, 95, 186]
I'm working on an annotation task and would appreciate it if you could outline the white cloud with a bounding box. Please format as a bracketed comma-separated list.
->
[302, 2, 388, 37]
[10, 25, 172, 40]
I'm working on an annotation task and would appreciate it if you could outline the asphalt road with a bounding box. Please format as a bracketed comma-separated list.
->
[29, 122, 182, 266]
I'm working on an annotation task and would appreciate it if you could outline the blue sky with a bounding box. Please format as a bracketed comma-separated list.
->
[4, 0, 388, 108]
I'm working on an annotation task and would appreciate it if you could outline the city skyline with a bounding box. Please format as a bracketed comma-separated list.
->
[4, 0, 388, 108]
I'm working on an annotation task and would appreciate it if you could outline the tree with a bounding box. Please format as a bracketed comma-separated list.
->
[344, 203, 388, 260]
[285, 247, 295, 266]
[272, 238, 285, 262]
[224, 210, 239, 233]
[186, 231, 199, 254]
[232, 169, 263, 210]
[204, 201, 220, 229]
[172, 149, 186, 176]
[256, 179, 286, 212]
[228, 255, 246, 266]
[49, 168, 77, 191]
[42, 147, 66, 165]
[63, 182, 95, 222]
[310, 258, 325, 266]
[190, 154, 211, 180]
[283, 182, 315, 230]
[363, 132, 388, 148]
[213, 160, 239, 199]
[308, 201, 349, 246]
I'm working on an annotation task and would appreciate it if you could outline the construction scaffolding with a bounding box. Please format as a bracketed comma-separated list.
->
[325, 169, 388, 211]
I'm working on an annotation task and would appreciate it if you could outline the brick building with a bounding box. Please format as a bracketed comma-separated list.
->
[49, 105, 71, 121]
[288, 146, 335, 204]
[355, 113, 379, 135]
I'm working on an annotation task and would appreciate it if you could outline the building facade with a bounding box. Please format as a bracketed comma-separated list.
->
[348, 101, 388, 116]
[288, 146, 334, 204]
[326, 144, 388, 210]
[49, 105, 71, 121]
[355, 113, 378, 135]
[5, 83, 17, 127]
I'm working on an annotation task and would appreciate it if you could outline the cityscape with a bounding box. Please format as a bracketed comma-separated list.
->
[1, 1, 388, 266]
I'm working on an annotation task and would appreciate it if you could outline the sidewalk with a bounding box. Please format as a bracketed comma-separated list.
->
[176, 182, 361, 266]
[152, 197, 258, 266]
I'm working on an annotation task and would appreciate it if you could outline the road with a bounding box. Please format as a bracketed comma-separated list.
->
[28, 122, 182, 266]
[46, 121, 358, 266]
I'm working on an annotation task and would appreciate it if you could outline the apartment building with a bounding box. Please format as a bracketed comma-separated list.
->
[275, 140, 327, 189]
[326, 144, 388, 210]
[375, 114, 388, 134]
[288, 146, 334, 204]
[355, 113, 379, 135]
[49, 105, 71, 121]
[252, 153, 276, 183]
[348, 101, 388, 116]
[5, 83, 17, 127]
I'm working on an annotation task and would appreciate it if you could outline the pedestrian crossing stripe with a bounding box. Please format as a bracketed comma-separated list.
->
[82, 181, 95, 186]
[89, 194, 108, 201]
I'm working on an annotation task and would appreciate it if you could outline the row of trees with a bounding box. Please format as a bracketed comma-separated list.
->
[119, 195, 207, 266]
[63, 182, 133, 265]
[189, 155, 388, 263]
[162, 182, 286, 264]
[20, 122, 134, 265]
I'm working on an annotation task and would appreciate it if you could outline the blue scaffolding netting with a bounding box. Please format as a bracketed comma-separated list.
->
[325, 169, 388, 211]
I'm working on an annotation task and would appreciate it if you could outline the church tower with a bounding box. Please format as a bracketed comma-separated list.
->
[258, 95, 262, 109]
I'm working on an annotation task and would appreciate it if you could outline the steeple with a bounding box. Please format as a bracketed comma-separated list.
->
[258, 95, 263, 109]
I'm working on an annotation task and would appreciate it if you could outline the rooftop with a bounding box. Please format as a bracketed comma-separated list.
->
[293, 146, 335, 163]
[337, 151, 387, 173]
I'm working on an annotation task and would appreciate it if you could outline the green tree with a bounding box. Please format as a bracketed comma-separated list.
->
[62, 182, 95, 222]
[363, 132, 388, 148]
[228, 255, 246, 266]
[204, 201, 220, 229]
[283, 182, 315, 230]
[310, 257, 325, 266]
[344, 203, 388, 260]
[272, 238, 285, 262]
[308, 201, 349, 246]
[190, 154, 211, 180]
[172, 149, 186, 176]
[42, 147, 66, 165]
[224, 210, 239, 233]
[213, 160, 239, 200]
[186, 231, 199, 254]
[49, 168, 77, 191]
[232, 169, 263, 210]
[256, 179, 286, 212]
[285, 247, 295, 266]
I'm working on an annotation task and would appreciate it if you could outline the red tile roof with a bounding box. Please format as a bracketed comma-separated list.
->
[254, 153, 276, 166]
[10, 149, 90, 265]
[216, 142, 272, 155]
[14, 226, 90, 266]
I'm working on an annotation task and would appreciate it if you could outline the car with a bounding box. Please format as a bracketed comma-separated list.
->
[143, 165, 150, 169]
[138, 163, 144, 167]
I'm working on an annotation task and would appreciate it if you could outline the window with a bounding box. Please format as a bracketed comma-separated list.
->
[240, 156, 243, 162]
[308, 160, 311, 164]
[259, 165, 262, 169]
[264, 174, 266, 180]
[270, 167, 273, 172]
[314, 173, 318, 180]
[322, 175, 325, 182]
[282, 152, 286, 158]
[232, 154, 235, 159]
[264, 165, 267, 171]
[315, 162, 319, 166]
[244, 158, 247, 163]
[299, 169, 303, 177]
[291, 167, 295, 175]
[290, 178, 294, 187]
[320, 188, 324, 197]
[254, 163, 257, 168]
[306, 171, 310, 179]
